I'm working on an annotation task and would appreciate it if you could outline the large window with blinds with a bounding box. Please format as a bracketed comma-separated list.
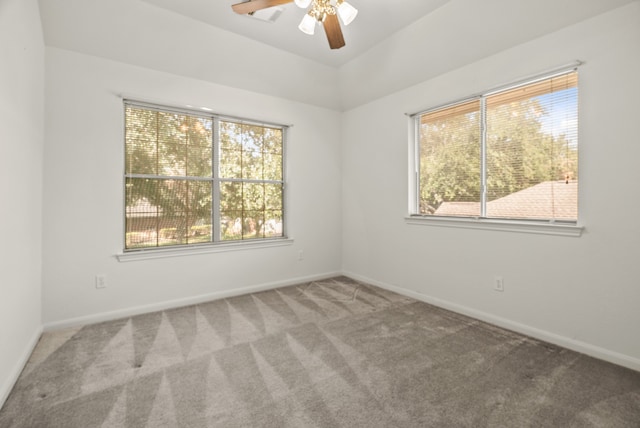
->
[124, 101, 286, 250]
[414, 70, 578, 223]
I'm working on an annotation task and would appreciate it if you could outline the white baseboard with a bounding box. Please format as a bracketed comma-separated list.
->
[344, 271, 640, 373]
[43, 271, 342, 331]
[0, 325, 42, 409]
[39, 269, 640, 373]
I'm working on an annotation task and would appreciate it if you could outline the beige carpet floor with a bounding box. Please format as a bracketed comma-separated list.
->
[1, 276, 639, 427]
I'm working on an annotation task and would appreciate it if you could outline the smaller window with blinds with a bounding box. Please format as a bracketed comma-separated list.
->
[415, 69, 578, 223]
[124, 102, 286, 250]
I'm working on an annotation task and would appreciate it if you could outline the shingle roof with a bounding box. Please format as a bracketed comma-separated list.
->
[433, 202, 480, 217]
[434, 180, 577, 220]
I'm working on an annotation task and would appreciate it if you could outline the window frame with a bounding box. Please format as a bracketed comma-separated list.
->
[407, 65, 584, 237]
[118, 100, 292, 260]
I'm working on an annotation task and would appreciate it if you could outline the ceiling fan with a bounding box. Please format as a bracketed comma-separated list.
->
[231, 0, 358, 50]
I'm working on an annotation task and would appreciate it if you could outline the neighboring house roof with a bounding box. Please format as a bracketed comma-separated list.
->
[434, 180, 577, 220]
[433, 202, 480, 217]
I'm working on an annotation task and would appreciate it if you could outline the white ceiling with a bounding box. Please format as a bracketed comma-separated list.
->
[141, 0, 451, 68]
[38, 0, 638, 110]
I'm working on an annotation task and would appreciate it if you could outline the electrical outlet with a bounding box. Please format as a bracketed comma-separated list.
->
[494, 276, 504, 292]
[95, 274, 107, 289]
[298, 250, 304, 261]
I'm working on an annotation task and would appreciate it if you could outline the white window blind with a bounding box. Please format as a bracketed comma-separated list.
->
[416, 70, 578, 222]
[419, 99, 481, 216]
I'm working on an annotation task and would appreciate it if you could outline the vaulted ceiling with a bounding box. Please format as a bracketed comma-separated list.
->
[38, 0, 636, 110]
[141, 0, 450, 68]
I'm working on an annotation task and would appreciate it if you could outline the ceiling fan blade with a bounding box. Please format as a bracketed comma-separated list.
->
[323, 13, 346, 50]
[231, 0, 294, 15]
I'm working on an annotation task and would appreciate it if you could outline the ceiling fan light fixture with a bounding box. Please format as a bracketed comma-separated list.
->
[337, 1, 358, 26]
[298, 13, 316, 35]
[231, 0, 352, 49]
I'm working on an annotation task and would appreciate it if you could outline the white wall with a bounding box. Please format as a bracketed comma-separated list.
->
[42, 48, 343, 326]
[0, 0, 44, 406]
[342, 3, 640, 370]
[338, 0, 635, 110]
[38, 0, 341, 110]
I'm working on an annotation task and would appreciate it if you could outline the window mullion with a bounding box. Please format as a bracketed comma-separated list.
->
[414, 117, 421, 215]
[480, 96, 487, 218]
[212, 117, 221, 243]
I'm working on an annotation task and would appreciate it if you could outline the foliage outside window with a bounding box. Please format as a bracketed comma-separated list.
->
[124, 102, 285, 250]
[415, 70, 578, 222]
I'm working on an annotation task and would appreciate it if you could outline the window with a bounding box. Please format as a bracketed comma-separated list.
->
[413, 70, 578, 224]
[124, 101, 285, 251]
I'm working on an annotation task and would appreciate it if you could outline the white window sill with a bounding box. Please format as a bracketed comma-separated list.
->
[405, 216, 583, 237]
[116, 238, 294, 262]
